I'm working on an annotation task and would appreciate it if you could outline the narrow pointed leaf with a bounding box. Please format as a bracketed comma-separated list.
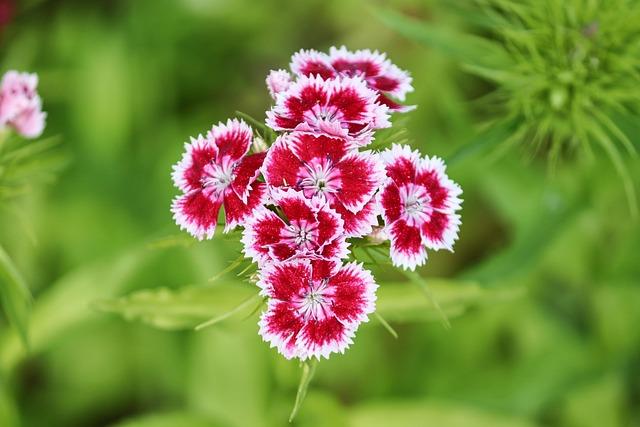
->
[94, 283, 258, 330]
[373, 8, 510, 69]
[0, 244, 31, 347]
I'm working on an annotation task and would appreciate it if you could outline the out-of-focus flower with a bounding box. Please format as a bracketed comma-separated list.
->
[258, 258, 377, 360]
[263, 132, 384, 236]
[291, 46, 414, 112]
[171, 119, 266, 240]
[380, 144, 462, 270]
[241, 188, 349, 268]
[0, 71, 46, 138]
[266, 75, 390, 146]
[0, 0, 14, 29]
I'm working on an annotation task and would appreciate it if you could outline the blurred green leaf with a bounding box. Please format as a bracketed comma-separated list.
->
[559, 374, 625, 427]
[0, 246, 152, 373]
[111, 411, 219, 427]
[373, 8, 510, 69]
[187, 323, 270, 427]
[375, 279, 522, 323]
[95, 283, 258, 331]
[0, 244, 31, 347]
[348, 399, 538, 427]
[0, 136, 67, 202]
[0, 382, 19, 427]
[446, 119, 518, 167]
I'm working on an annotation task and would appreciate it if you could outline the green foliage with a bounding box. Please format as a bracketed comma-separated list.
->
[0, 244, 31, 347]
[376, 279, 522, 322]
[379, 0, 640, 213]
[95, 283, 259, 331]
[112, 412, 219, 427]
[0, 135, 66, 202]
[348, 400, 537, 427]
[0, 1, 638, 426]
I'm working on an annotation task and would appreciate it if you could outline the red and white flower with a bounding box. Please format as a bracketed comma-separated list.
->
[258, 258, 377, 360]
[262, 132, 384, 237]
[290, 46, 414, 112]
[380, 144, 462, 270]
[266, 69, 292, 99]
[0, 70, 46, 138]
[242, 188, 349, 267]
[266, 75, 390, 146]
[171, 119, 266, 240]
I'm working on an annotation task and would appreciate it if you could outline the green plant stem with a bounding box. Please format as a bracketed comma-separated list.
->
[289, 359, 318, 422]
[401, 270, 451, 329]
[194, 292, 261, 331]
[208, 255, 245, 283]
[374, 312, 399, 339]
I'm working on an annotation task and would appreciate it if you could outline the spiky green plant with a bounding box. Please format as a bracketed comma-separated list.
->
[378, 0, 640, 214]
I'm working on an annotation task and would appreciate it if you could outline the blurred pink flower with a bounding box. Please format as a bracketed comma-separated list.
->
[0, 70, 46, 138]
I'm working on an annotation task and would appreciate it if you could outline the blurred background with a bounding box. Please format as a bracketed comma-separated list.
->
[0, 0, 639, 426]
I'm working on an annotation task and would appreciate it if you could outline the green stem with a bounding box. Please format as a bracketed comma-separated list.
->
[374, 312, 398, 339]
[194, 293, 260, 331]
[289, 359, 318, 422]
[402, 270, 451, 329]
[208, 254, 245, 283]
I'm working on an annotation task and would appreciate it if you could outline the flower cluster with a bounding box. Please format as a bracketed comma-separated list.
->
[171, 47, 462, 360]
[0, 71, 46, 138]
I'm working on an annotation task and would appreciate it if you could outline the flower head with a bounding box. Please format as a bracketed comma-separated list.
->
[258, 258, 377, 360]
[266, 69, 292, 99]
[263, 131, 384, 236]
[171, 119, 266, 239]
[290, 46, 414, 112]
[266, 75, 390, 146]
[0, 71, 46, 138]
[380, 144, 462, 270]
[242, 188, 349, 267]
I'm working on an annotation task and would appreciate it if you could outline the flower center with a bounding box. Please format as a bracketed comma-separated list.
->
[303, 104, 346, 131]
[299, 159, 341, 200]
[201, 159, 235, 197]
[293, 279, 332, 320]
[400, 184, 433, 226]
[282, 220, 318, 250]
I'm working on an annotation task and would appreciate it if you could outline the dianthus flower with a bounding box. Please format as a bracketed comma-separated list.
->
[171, 119, 266, 240]
[266, 69, 292, 99]
[266, 75, 390, 146]
[258, 258, 377, 360]
[290, 46, 414, 112]
[242, 188, 349, 267]
[380, 144, 462, 270]
[263, 131, 384, 237]
[0, 71, 46, 138]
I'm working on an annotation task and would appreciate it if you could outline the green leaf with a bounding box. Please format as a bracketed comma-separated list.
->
[462, 191, 584, 284]
[94, 283, 258, 331]
[375, 279, 522, 323]
[111, 412, 219, 427]
[0, 244, 31, 347]
[348, 399, 538, 427]
[446, 118, 518, 167]
[0, 381, 19, 427]
[373, 8, 509, 69]
[0, 245, 151, 373]
[586, 120, 638, 218]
